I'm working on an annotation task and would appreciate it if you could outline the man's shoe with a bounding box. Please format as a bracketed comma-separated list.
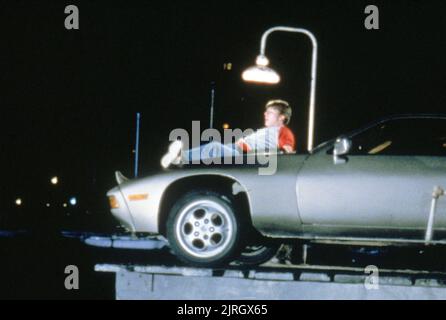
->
[161, 140, 183, 168]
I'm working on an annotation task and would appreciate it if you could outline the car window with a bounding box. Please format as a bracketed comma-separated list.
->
[349, 118, 446, 156]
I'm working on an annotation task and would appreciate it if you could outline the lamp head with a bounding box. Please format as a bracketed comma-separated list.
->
[242, 55, 280, 84]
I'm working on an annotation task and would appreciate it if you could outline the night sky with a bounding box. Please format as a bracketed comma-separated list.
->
[2, 0, 446, 224]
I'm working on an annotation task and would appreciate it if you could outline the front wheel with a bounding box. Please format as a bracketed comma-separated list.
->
[166, 191, 243, 267]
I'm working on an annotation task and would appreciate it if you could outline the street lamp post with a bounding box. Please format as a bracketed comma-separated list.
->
[242, 26, 318, 152]
[134, 112, 141, 178]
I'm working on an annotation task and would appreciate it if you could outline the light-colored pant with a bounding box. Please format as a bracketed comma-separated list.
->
[182, 142, 241, 162]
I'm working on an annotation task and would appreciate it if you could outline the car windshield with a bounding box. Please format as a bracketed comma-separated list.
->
[349, 117, 446, 156]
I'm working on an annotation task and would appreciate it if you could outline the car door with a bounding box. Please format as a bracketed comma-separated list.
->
[296, 117, 446, 238]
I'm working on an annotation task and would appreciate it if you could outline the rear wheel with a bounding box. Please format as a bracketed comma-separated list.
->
[235, 227, 279, 265]
[166, 191, 242, 267]
[236, 241, 280, 266]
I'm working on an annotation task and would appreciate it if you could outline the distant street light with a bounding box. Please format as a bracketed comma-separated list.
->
[223, 62, 233, 71]
[15, 198, 22, 206]
[69, 197, 77, 206]
[242, 26, 318, 151]
[51, 176, 59, 185]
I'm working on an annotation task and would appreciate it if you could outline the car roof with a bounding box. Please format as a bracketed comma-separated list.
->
[375, 113, 446, 122]
[346, 113, 446, 137]
[311, 113, 446, 153]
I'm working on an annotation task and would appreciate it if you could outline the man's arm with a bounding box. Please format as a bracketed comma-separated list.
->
[282, 145, 294, 153]
[278, 126, 296, 153]
[236, 138, 252, 152]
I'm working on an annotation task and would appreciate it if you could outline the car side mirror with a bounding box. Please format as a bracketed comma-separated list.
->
[333, 136, 352, 165]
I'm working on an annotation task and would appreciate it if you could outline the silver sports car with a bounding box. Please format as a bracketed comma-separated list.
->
[107, 114, 446, 266]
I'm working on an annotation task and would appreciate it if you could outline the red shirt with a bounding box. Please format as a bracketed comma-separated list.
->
[278, 125, 296, 151]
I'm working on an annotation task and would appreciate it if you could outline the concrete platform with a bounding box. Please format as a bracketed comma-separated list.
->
[95, 264, 446, 300]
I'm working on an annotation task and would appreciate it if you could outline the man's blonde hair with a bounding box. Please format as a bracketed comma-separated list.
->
[265, 99, 292, 125]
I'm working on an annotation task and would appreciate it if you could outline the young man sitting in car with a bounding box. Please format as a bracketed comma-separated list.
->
[161, 99, 296, 168]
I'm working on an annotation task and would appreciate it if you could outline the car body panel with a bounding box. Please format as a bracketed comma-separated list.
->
[107, 114, 446, 245]
[108, 154, 308, 235]
[298, 146, 446, 239]
[107, 186, 136, 231]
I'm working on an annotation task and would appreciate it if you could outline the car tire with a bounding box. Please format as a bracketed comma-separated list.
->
[236, 241, 280, 266]
[166, 190, 243, 267]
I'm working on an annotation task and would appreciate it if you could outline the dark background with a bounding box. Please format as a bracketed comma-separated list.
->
[2, 0, 446, 229]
